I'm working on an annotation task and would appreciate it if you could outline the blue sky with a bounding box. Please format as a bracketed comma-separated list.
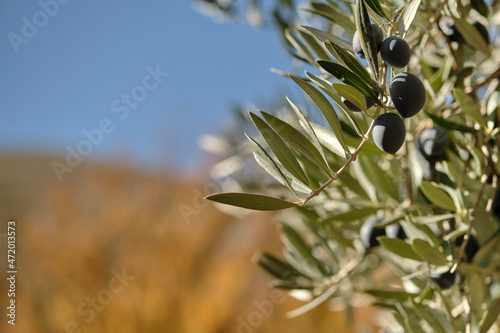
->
[0, 0, 295, 172]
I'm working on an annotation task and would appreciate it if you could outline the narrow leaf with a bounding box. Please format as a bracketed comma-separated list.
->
[453, 16, 490, 56]
[412, 239, 448, 266]
[325, 41, 378, 91]
[287, 97, 329, 164]
[298, 29, 330, 60]
[424, 111, 478, 133]
[289, 74, 347, 152]
[397, 0, 422, 38]
[306, 72, 365, 139]
[363, 0, 389, 20]
[309, 122, 346, 158]
[320, 207, 379, 223]
[452, 88, 487, 129]
[479, 297, 500, 333]
[285, 29, 316, 64]
[412, 302, 455, 333]
[378, 236, 423, 261]
[206, 192, 297, 210]
[306, 3, 356, 36]
[316, 60, 379, 101]
[366, 289, 419, 301]
[420, 181, 457, 211]
[412, 214, 457, 224]
[331, 83, 367, 111]
[358, 154, 395, 200]
[256, 252, 306, 280]
[351, 158, 378, 202]
[299, 25, 353, 50]
[355, 0, 379, 80]
[471, 0, 489, 18]
[253, 152, 311, 194]
[247, 134, 311, 194]
[271, 280, 314, 290]
[260, 111, 332, 175]
[280, 223, 328, 276]
[249, 112, 310, 186]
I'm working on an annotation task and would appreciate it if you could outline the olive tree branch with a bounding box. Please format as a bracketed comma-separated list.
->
[286, 253, 364, 318]
[297, 27, 394, 207]
[297, 107, 382, 206]
[469, 67, 500, 93]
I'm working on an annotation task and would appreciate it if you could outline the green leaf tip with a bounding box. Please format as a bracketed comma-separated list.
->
[206, 192, 297, 211]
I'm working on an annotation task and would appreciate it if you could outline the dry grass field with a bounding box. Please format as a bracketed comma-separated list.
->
[0, 156, 380, 332]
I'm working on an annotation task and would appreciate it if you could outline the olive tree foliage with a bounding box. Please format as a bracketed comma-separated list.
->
[200, 0, 500, 330]
[192, 0, 296, 29]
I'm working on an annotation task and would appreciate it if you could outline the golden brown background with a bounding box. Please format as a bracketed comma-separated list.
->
[0, 156, 380, 332]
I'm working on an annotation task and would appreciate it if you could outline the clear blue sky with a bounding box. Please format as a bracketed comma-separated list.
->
[0, 0, 295, 172]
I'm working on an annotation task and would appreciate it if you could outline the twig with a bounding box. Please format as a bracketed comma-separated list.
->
[469, 67, 500, 93]
[286, 253, 364, 318]
[297, 107, 382, 206]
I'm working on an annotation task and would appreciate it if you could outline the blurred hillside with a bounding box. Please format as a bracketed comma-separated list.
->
[0, 156, 380, 332]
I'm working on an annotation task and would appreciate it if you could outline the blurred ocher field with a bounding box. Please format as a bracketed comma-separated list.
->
[0, 156, 381, 333]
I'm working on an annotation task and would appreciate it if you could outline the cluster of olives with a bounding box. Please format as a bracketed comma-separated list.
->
[351, 24, 426, 155]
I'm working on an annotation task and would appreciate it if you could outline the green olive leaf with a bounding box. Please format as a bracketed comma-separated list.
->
[471, 0, 489, 17]
[260, 111, 332, 175]
[289, 74, 347, 153]
[299, 25, 353, 50]
[280, 223, 328, 277]
[247, 134, 312, 195]
[256, 252, 307, 280]
[285, 29, 316, 65]
[479, 297, 500, 333]
[306, 2, 356, 36]
[354, 0, 379, 80]
[424, 111, 478, 133]
[206, 193, 297, 211]
[420, 180, 457, 211]
[319, 207, 379, 223]
[298, 29, 330, 60]
[309, 122, 347, 158]
[452, 16, 491, 56]
[397, 0, 422, 38]
[366, 289, 420, 301]
[452, 88, 487, 129]
[316, 60, 379, 102]
[306, 72, 365, 138]
[249, 111, 310, 186]
[377, 236, 423, 261]
[363, 0, 389, 20]
[331, 83, 367, 111]
[325, 41, 379, 92]
[412, 239, 449, 266]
